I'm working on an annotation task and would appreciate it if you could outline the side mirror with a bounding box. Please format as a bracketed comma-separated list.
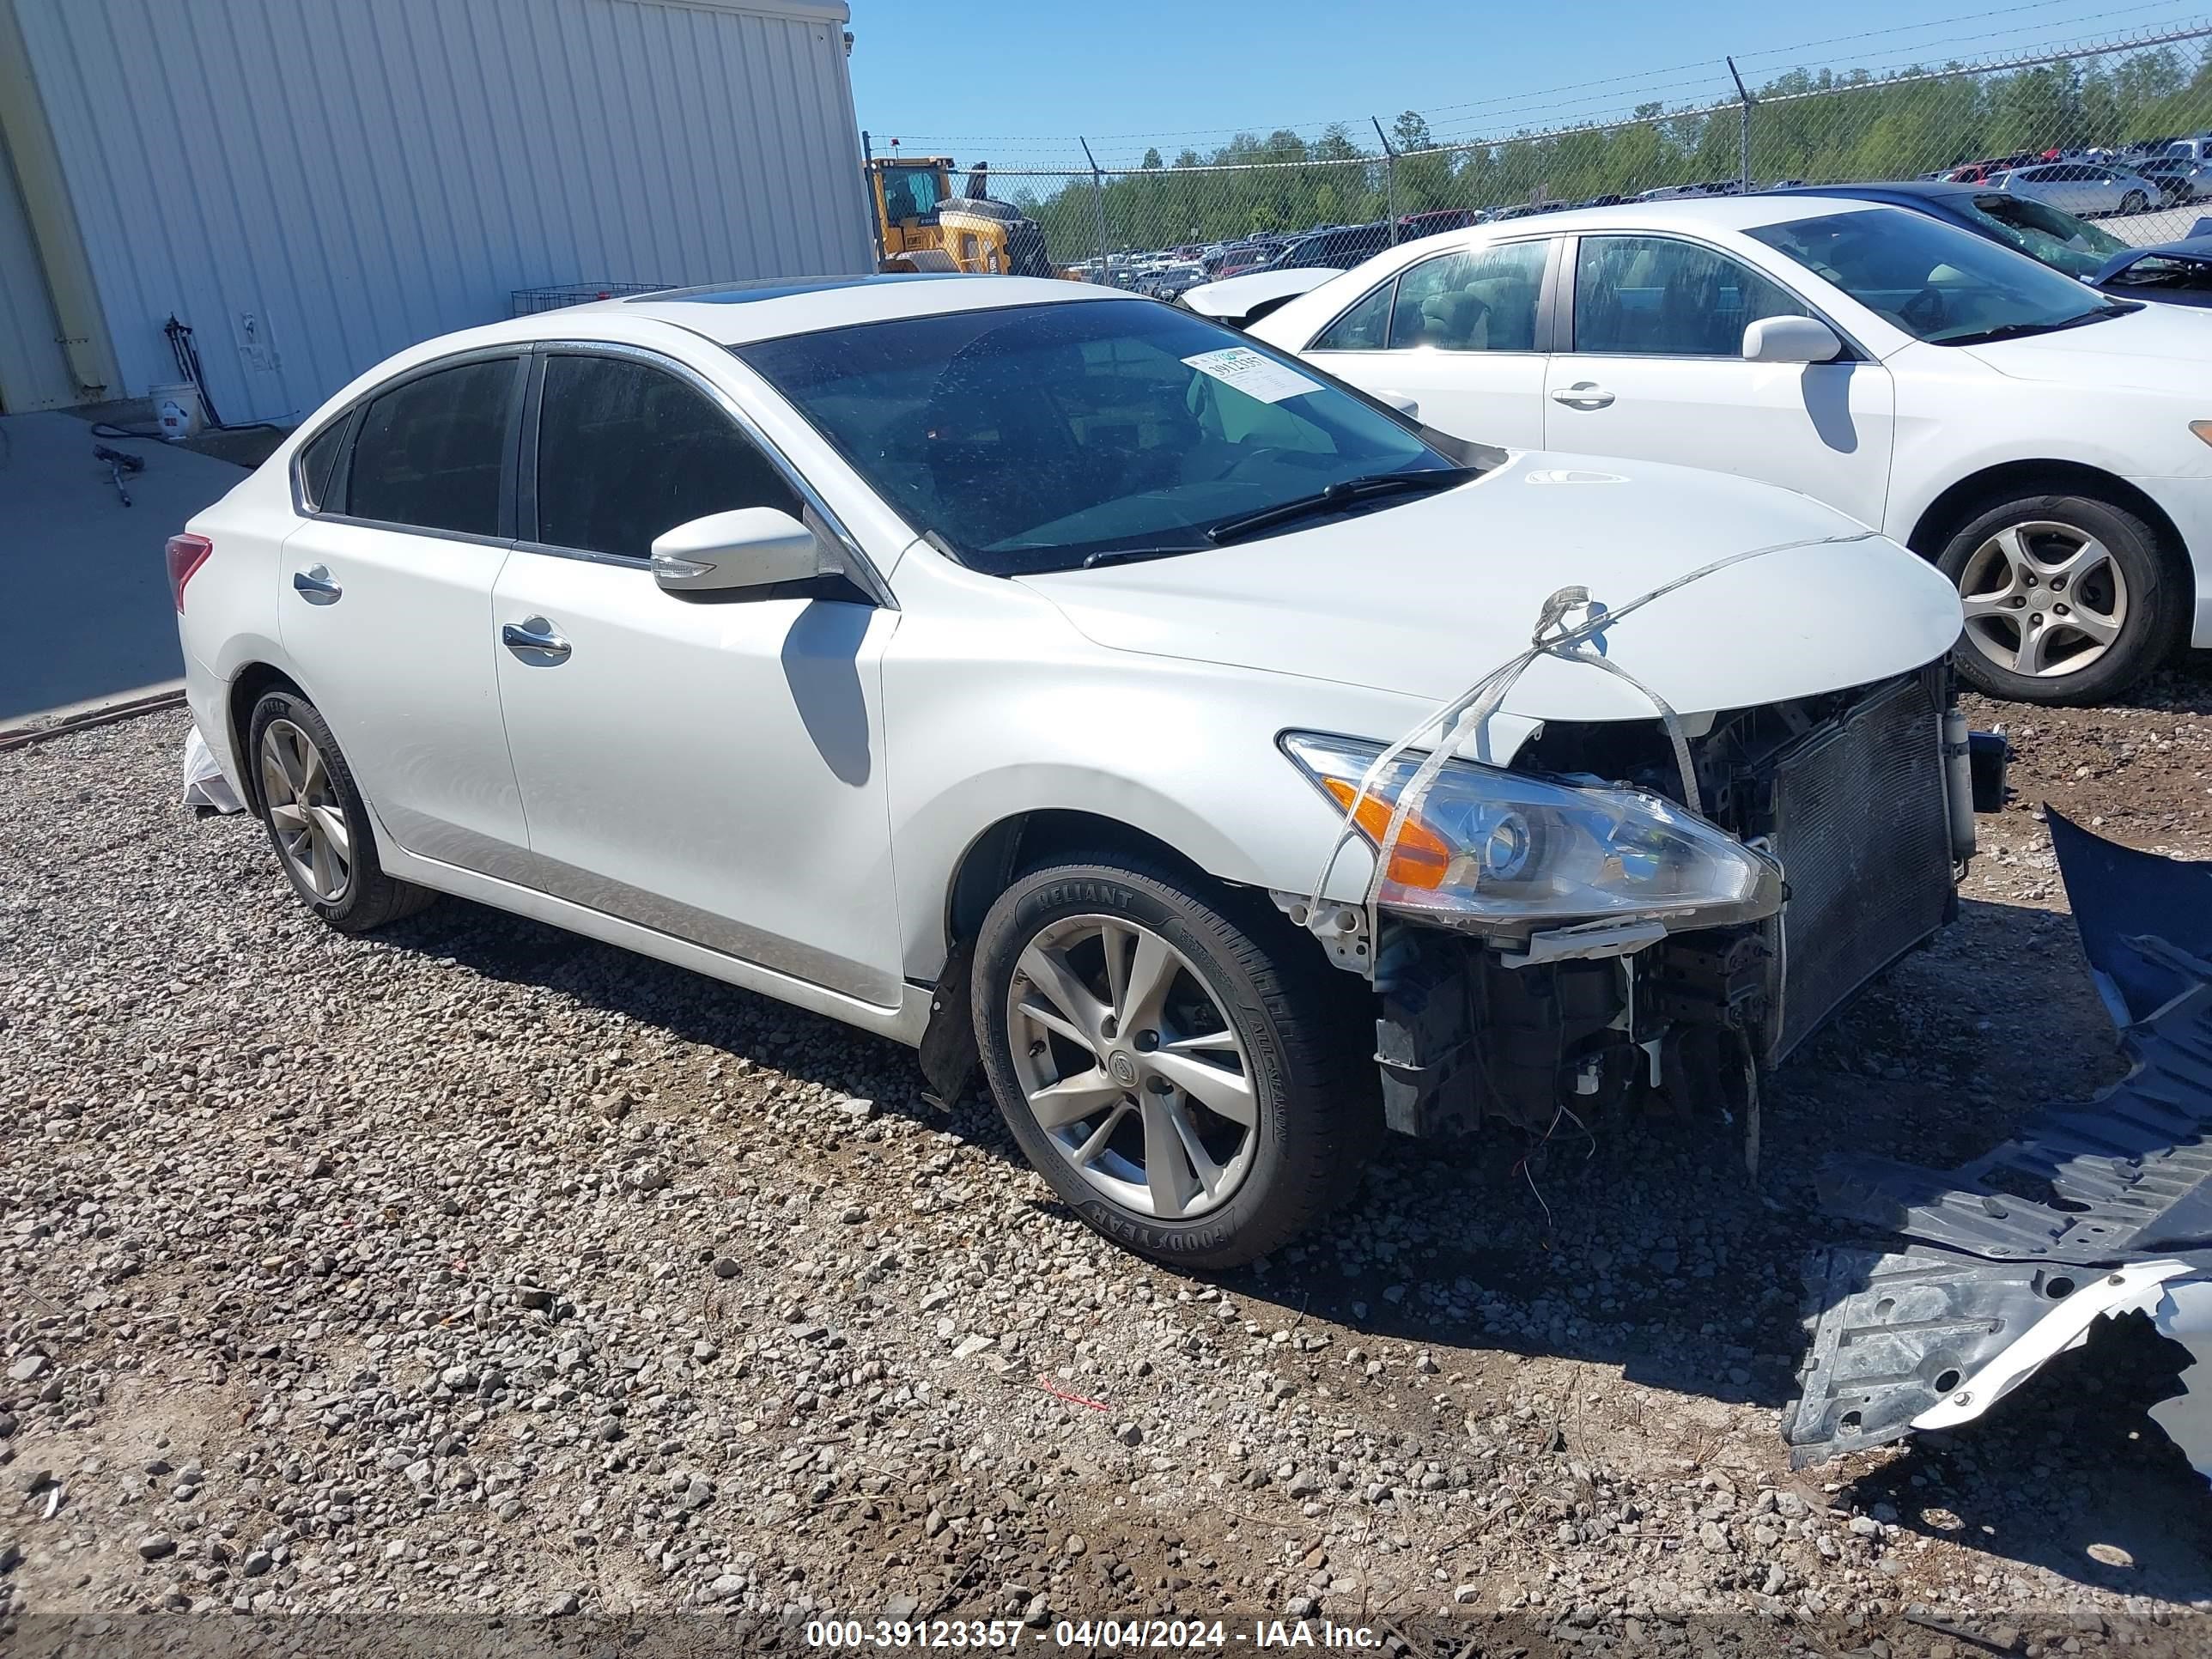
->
[1742, 315, 1844, 364]
[1376, 390, 1421, 421]
[651, 507, 834, 594]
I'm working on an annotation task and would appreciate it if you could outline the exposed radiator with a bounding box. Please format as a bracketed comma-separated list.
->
[1764, 675, 1954, 1061]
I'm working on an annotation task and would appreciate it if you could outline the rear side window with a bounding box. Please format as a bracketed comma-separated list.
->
[346, 359, 518, 536]
[1387, 241, 1547, 350]
[295, 418, 349, 510]
[533, 355, 801, 560]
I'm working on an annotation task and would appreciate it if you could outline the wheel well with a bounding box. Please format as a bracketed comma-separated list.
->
[226, 664, 305, 811]
[944, 810, 1218, 952]
[1907, 459, 2191, 594]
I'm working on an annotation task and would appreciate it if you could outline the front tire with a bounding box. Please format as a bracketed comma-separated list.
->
[1934, 491, 2185, 705]
[246, 690, 434, 933]
[2121, 189, 2150, 215]
[973, 857, 1372, 1269]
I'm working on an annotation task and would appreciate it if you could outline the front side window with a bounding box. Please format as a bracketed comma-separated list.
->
[1962, 192, 2124, 279]
[1748, 207, 2130, 345]
[534, 356, 800, 560]
[1310, 280, 1394, 351]
[1572, 236, 1807, 356]
[1387, 241, 1547, 351]
[345, 357, 519, 536]
[738, 299, 1458, 575]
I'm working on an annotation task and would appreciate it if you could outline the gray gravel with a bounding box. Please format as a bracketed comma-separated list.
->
[2, 708, 2209, 1653]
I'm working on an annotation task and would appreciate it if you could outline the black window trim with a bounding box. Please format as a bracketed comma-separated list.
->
[1557, 229, 1869, 362]
[1303, 234, 1563, 356]
[293, 345, 528, 548]
[512, 339, 894, 609]
[289, 404, 362, 516]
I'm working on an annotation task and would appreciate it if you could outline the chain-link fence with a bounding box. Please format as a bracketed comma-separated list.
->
[963, 22, 2212, 292]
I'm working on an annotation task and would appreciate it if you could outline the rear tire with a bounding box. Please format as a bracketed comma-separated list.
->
[973, 856, 1373, 1269]
[1934, 490, 2185, 706]
[246, 690, 435, 933]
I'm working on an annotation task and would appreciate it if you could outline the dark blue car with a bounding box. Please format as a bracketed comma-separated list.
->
[1767, 179, 2212, 307]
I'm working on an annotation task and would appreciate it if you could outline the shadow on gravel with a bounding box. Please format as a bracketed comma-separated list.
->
[371, 884, 2209, 1598]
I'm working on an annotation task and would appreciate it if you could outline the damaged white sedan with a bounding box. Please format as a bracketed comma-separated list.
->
[173, 275, 1977, 1268]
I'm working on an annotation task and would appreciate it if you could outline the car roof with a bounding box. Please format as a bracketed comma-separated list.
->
[1769, 179, 1979, 204]
[581, 271, 1133, 346]
[1439, 195, 1887, 240]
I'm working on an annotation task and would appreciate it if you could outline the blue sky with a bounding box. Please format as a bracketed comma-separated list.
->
[845, 0, 2212, 168]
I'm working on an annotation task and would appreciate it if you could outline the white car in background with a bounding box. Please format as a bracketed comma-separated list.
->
[172, 274, 1970, 1268]
[1243, 195, 2212, 703]
[1990, 161, 2160, 218]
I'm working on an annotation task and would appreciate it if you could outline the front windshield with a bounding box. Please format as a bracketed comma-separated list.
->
[1959, 192, 2126, 278]
[1747, 206, 2126, 344]
[737, 299, 1456, 574]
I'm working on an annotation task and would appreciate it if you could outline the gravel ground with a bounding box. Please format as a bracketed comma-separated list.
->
[3, 669, 2212, 1656]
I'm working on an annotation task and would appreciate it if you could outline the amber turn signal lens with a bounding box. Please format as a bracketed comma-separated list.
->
[2192, 419, 2212, 448]
[1319, 776, 1453, 890]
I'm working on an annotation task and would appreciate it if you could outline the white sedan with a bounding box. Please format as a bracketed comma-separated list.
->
[1241, 195, 2212, 703]
[174, 274, 1968, 1267]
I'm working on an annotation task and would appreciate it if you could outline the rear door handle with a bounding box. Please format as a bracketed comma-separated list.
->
[501, 617, 572, 662]
[1551, 382, 1616, 410]
[291, 565, 342, 603]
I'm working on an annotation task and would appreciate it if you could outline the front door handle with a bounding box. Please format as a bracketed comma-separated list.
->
[501, 617, 572, 661]
[291, 565, 342, 604]
[1551, 382, 1616, 410]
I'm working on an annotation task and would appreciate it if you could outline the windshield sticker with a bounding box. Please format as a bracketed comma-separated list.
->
[1182, 347, 1323, 404]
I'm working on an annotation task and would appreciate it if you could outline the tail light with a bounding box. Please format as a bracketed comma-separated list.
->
[166, 532, 212, 611]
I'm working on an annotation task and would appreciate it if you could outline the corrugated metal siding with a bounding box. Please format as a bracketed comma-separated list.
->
[11, 0, 872, 424]
[0, 134, 75, 410]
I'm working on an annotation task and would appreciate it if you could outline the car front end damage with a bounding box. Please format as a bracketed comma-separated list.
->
[1288, 660, 2000, 1144]
[1785, 809, 2212, 1486]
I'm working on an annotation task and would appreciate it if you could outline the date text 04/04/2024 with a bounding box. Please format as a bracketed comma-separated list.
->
[802, 1619, 1384, 1650]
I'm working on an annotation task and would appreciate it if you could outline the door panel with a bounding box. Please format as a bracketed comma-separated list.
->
[277, 353, 529, 871]
[490, 349, 905, 1006]
[1542, 357, 1895, 529]
[278, 520, 525, 870]
[1545, 234, 1897, 532]
[490, 554, 905, 1006]
[1322, 348, 1547, 448]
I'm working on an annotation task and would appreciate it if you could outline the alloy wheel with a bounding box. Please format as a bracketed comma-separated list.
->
[1957, 520, 2129, 679]
[1006, 915, 1259, 1220]
[258, 718, 351, 902]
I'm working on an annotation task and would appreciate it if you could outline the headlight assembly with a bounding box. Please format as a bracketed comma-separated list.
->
[1281, 731, 1783, 934]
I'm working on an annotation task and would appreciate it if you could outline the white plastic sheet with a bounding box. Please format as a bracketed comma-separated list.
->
[181, 723, 244, 814]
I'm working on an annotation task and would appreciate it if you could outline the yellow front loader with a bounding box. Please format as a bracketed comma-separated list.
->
[867, 157, 1058, 278]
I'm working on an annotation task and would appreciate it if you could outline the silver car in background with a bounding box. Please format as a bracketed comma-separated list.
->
[1991, 160, 2160, 217]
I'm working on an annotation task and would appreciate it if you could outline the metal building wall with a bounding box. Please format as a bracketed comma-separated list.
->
[9, 0, 872, 424]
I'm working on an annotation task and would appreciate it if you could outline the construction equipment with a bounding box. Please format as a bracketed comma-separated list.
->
[866, 155, 1057, 278]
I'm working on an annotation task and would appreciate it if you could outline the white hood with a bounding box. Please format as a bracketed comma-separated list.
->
[1018, 452, 1964, 726]
[1181, 267, 1339, 329]
[1962, 299, 2212, 395]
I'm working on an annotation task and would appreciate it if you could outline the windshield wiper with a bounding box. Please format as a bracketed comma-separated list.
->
[1936, 303, 2136, 346]
[1202, 467, 1480, 546]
